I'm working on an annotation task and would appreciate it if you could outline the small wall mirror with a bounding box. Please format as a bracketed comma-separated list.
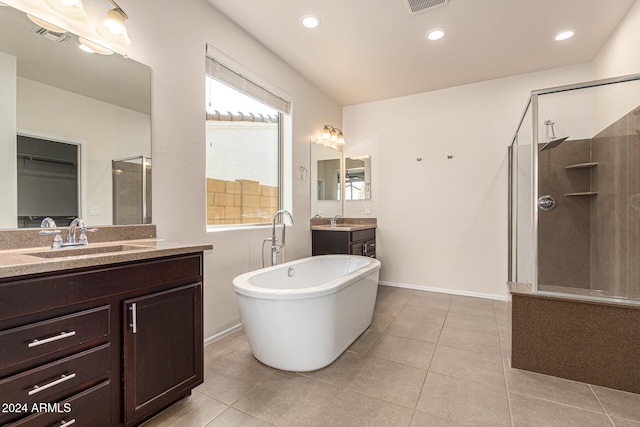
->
[345, 156, 371, 200]
[310, 142, 342, 218]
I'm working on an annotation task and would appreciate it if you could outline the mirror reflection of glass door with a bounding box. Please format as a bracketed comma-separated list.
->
[16, 135, 78, 228]
[316, 159, 341, 200]
[310, 142, 342, 218]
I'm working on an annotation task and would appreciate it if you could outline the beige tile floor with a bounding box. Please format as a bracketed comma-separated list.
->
[143, 285, 640, 427]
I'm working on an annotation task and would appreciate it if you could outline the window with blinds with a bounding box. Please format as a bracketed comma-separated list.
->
[205, 48, 288, 227]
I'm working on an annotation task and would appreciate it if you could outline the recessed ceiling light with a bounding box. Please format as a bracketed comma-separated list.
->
[554, 30, 575, 41]
[426, 28, 445, 41]
[301, 15, 320, 29]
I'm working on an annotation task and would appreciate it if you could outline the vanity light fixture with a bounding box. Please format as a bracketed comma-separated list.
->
[312, 125, 345, 147]
[554, 29, 575, 41]
[27, 14, 68, 33]
[44, 0, 87, 21]
[79, 36, 113, 55]
[96, 2, 131, 47]
[426, 28, 445, 41]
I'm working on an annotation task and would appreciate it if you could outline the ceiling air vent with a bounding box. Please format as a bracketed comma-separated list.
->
[34, 27, 70, 43]
[406, 0, 449, 14]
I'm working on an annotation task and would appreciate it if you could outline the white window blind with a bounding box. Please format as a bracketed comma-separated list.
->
[205, 54, 291, 115]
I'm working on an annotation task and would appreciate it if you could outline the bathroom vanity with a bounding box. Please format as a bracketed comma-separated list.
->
[0, 226, 212, 426]
[311, 218, 376, 258]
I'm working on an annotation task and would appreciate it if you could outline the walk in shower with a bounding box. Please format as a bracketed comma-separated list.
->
[508, 73, 640, 394]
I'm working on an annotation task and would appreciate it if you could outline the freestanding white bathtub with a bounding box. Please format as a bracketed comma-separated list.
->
[232, 255, 381, 371]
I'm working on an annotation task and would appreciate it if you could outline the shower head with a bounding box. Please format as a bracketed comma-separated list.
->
[539, 136, 569, 152]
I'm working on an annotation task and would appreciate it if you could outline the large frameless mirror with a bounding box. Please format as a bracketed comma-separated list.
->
[0, 4, 151, 229]
[310, 141, 342, 218]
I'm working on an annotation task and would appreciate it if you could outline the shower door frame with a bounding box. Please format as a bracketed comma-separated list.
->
[508, 71, 640, 298]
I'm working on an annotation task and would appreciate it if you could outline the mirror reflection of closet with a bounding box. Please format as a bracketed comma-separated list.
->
[310, 142, 342, 218]
[345, 156, 371, 200]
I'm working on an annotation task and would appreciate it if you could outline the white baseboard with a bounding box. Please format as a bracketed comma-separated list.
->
[204, 323, 243, 347]
[378, 280, 508, 302]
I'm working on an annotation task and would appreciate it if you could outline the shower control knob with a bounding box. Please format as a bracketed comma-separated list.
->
[538, 195, 557, 211]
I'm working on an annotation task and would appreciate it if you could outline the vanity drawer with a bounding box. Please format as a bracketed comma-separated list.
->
[351, 228, 375, 242]
[0, 306, 110, 373]
[0, 344, 110, 425]
[9, 380, 111, 427]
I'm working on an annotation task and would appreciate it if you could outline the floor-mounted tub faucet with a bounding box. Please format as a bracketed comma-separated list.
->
[263, 209, 294, 267]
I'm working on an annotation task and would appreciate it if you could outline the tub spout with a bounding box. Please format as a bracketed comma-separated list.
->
[270, 209, 294, 266]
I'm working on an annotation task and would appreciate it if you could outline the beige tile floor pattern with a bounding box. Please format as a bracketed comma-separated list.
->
[143, 285, 640, 427]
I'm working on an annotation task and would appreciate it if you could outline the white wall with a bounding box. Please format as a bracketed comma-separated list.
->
[120, 0, 342, 340]
[591, 0, 640, 134]
[592, 0, 640, 80]
[344, 64, 592, 298]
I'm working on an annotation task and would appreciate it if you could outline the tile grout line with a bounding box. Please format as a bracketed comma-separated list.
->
[588, 384, 617, 426]
[497, 303, 516, 427]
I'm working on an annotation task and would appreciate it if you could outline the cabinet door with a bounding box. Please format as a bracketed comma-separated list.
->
[122, 283, 203, 425]
[349, 241, 365, 256]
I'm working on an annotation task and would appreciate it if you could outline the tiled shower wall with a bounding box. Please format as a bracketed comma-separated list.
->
[538, 106, 640, 298]
[538, 139, 591, 289]
[591, 107, 640, 299]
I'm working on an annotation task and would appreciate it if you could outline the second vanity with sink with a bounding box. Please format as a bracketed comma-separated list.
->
[311, 218, 376, 258]
[0, 225, 212, 426]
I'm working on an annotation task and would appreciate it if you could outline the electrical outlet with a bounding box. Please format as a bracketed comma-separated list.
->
[365, 205, 371, 215]
[89, 206, 101, 216]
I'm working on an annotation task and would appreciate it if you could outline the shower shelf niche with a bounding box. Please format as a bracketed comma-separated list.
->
[565, 162, 598, 169]
[564, 192, 598, 197]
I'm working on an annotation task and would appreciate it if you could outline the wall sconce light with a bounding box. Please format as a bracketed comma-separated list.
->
[79, 36, 113, 55]
[38, 0, 132, 49]
[312, 125, 345, 147]
[96, 2, 130, 47]
[27, 14, 68, 33]
[43, 0, 87, 21]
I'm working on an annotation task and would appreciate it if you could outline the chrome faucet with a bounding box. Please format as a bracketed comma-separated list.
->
[63, 218, 99, 247]
[331, 214, 341, 227]
[40, 217, 57, 228]
[65, 218, 84, 245]
[263, 209, 294, 267]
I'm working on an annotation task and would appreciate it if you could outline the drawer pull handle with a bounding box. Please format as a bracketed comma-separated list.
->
[28, 331, 76, 348]
[59, 419, 76, 427]
[28, 373, 76, 396]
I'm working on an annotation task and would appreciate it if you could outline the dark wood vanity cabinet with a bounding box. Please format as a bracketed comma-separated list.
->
[312, 227, 376, 258]
[123, 283, 202, 425]
[0, 253, 204, 427]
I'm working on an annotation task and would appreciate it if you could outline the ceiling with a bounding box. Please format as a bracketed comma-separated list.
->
[0, 4, 150, 115]
[207, 0, 637, 106]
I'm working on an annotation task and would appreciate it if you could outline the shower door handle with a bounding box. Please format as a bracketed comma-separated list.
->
[538, 195, 556, 211]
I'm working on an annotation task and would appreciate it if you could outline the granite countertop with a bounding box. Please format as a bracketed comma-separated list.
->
[0, 238, 213, 279]
[309, 217, 377, 232]
[310, 224, 376, 232]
